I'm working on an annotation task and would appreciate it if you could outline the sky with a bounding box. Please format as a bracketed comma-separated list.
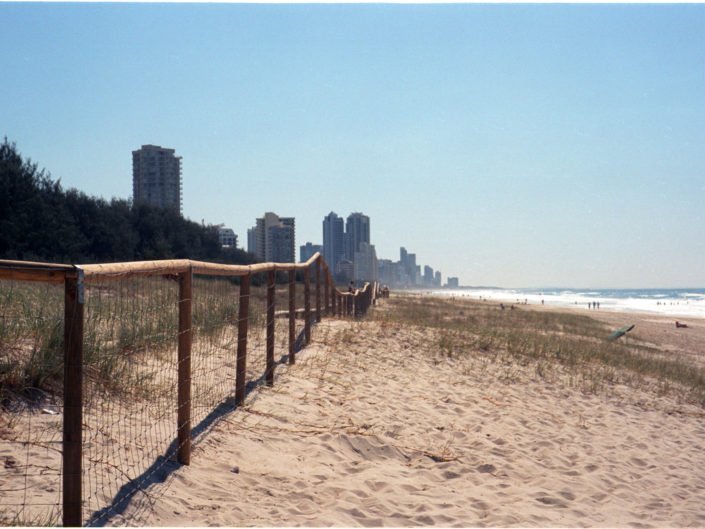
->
[1, 3, 704, 289]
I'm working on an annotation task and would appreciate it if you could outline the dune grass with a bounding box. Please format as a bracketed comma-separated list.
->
[0, 275, 279, 406]
[369, 294, 705, 408]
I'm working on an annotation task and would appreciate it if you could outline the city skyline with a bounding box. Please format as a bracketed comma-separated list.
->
[2, 3, 704, 288]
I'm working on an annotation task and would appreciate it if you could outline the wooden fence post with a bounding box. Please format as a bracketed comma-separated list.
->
[288, 269, 296, 365]
[304, 264, 311, 345]
[235, 273, 250, 405]
[315, 257, 321, 323]
[177, 268, 192, 465]
[63, 270, 84, 527]
[266, 270, 275, 386]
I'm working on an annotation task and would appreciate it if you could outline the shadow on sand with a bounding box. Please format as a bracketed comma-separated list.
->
[88, 326, 310, 526]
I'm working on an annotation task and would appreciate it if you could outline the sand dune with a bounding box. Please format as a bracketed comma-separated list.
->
[115, 306, 705, 528]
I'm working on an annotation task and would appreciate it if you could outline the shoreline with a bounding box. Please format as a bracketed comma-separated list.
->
[413, 289, 705, 369]
[421, 287, 705, 320]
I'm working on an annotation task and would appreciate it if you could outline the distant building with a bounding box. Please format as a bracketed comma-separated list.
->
[423, 265, 434, 286]
[248, 212, 296, 263]
[446, 277, 459, 288]
[380, 245, 444, 289]
[354, 241, 378, 283]
[345, 213, 370, 262]
[322, 212, 345, 273]
[300, 242, 322, 263]
[398, 247, 419, 286]
[217, 226, 237, 248]
[378, 259, 400, 287]
[269, 224, 295, 263]
[247, 227, 257, 256]
[336, 259, 354, 284]
[132, 144, 182, 214]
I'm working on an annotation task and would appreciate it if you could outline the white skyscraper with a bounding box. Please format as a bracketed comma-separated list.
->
[248, 212, 296, 263]
[132, 145, 182, 214]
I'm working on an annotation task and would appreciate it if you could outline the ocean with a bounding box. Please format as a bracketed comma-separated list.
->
[430, 287, 705, 319]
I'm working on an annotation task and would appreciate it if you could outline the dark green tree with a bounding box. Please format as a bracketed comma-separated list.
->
[0, 139, 257, 265]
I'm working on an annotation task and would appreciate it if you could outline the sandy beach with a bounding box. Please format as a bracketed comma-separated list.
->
[102, 293, 705, 527]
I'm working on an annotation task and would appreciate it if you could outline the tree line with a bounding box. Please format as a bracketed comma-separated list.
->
[0, 138, 257, 266]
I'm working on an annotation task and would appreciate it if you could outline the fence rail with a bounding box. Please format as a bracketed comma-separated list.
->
[0, 253, 377, 526]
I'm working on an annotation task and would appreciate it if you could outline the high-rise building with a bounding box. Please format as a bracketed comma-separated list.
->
[269, 225, 295, 263]
[248, 212, 296, 263]
[132, 145, 182, 214]
[322, 212, 345, 273]
[345, 212, 370, 261]
[399, 249, 417, 286]
[424, 265, 434, 286]
[354, 241, 378, 282]
[247, 228, 257, 257]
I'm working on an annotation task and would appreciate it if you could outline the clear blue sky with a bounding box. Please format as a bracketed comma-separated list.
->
[2, 3, 704, 288]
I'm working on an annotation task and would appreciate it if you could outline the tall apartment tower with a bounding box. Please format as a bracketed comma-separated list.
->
[345, 212, 370, 261]
[132, 145, 182, 214]
[322, 212, 345, 273]
[248, 212, 296, 263]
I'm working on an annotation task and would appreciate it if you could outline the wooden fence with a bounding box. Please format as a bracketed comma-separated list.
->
[0, 253, 377, 526]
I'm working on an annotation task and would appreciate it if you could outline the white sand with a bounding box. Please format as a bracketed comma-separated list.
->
[116, 311, 705, 527]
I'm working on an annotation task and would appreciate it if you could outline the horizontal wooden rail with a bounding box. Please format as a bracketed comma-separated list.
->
[22, 252, 326, 282]
[0, 252, 382, 527]
[79, 259, 191, 281]
[0, 260, 75, 284]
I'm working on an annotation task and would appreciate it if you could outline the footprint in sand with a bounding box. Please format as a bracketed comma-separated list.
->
[535, 495, 568, 508]
[477, 463, 496, 474]
[630, 457, 648, 467]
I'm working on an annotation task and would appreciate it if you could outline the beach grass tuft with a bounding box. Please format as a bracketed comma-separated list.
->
[369, 294, 705, 407]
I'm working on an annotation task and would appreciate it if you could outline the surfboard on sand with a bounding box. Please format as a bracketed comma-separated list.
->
[608, 324, 635, 341]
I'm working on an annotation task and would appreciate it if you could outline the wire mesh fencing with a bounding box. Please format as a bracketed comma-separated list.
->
[80, 274, 181, 526]
[0, 256, 375, 526]
[0, 280, 65, 526]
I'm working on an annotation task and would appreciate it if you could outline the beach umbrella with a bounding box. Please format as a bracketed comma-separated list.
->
[608, 324, 635, 341]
